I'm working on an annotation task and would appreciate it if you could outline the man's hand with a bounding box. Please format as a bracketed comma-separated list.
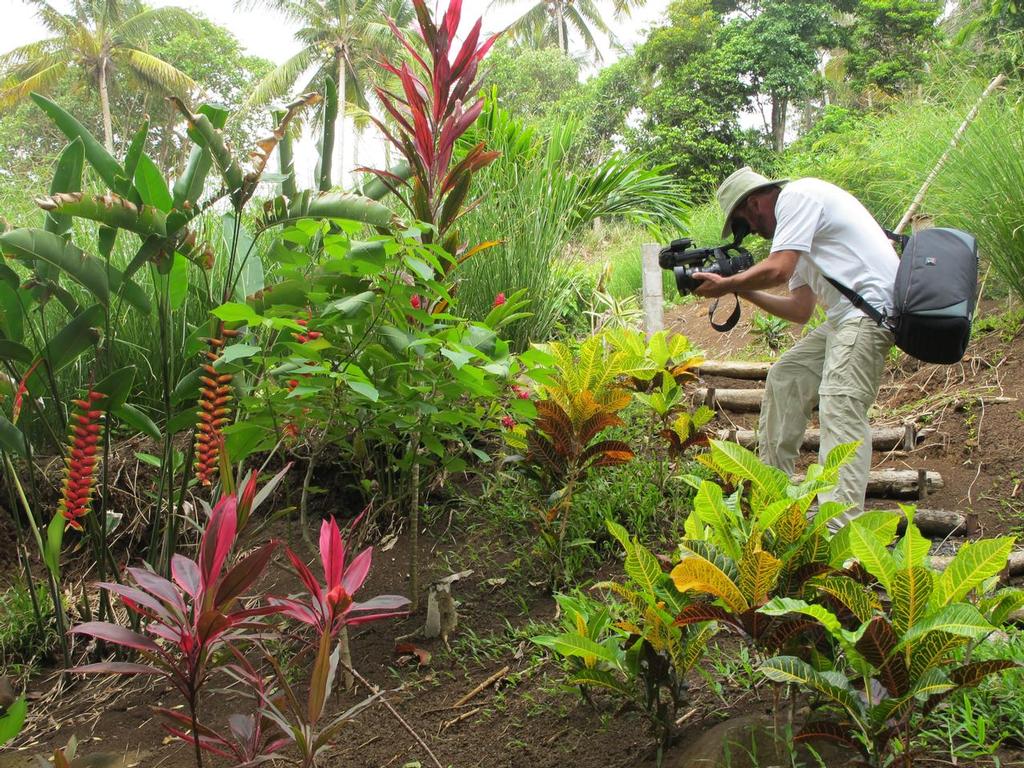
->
[692, 272, 732, 298]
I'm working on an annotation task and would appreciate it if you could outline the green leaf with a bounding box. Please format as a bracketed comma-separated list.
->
[134, 154, 173, 212]
[624, 539, 663, 599]
[404, 254, 435, 281]
[760, 656, 864, 723]
[212, 302, 262, 325]
[708, 439, 787, 496]
[898, 603, 994, 648]
[217, 344, 260, 365]
[346, 380, 379, 402]
[31, 93, 125, 192]
[0, 340, 33, 365]
[931, 537, 1015, 608]
[172, 145, 213, 210]
[25, 305, 105, 396]
[532, 633, 622, 666]
[44, 138, 84, 240]
[849, 518, 898, 590]
[0, 415, 29, 459]
[43, 512, 64, 580]
[759, 597, 843, 634]
[830, 510, 900, 567]
[0, 695, 27, 745]
[324, 291, 375, 317]
[0, 229, 151, 313]
[113, 403, 161, 441]
[891, 566, 933, 637]
[222, 422, 273, 464]
[167, 252, 189, 311]
[93, 366, 137, 410]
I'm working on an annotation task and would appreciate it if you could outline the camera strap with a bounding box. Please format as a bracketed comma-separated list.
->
[709, 294, 742, 332]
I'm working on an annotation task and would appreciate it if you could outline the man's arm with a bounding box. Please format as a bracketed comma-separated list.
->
[739, 284, 817, 325]
[693, 249, 801, 297]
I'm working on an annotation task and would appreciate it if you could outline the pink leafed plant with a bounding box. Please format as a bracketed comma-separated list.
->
[271, 517, 410, 637]
[70, 493, 281, 767]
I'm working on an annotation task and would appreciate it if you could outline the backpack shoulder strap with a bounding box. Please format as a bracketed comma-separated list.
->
[824, 276, 886, 327]
[882, 227, 909, 251]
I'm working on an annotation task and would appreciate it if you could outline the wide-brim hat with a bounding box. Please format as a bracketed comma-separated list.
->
[717, 166, 788, 239]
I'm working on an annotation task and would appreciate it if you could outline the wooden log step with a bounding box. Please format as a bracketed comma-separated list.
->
[930, 551, 1024, 581]
[866, 469, 943, 499]
[793, 469, 943, 499]
[898, 509, 976, 537]
[696, 388, 765, 412]
[717, 425, 916, 453]
[697, 360, 772, 380]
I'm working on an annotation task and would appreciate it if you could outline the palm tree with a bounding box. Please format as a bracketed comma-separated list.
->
[243, 0, 414, 186]
[489, 0, 649, 58]
[0, 0, 198, 152]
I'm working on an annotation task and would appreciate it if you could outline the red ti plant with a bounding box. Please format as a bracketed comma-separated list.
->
[272, 517, 411, 637]
[70, 493, 281, 768]
[366, 0, 500, 264]
[263, 518, 410, 765]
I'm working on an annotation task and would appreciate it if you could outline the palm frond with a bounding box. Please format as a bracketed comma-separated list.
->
[120, 47, 196, 95]
[244, 46, 317, 107]
[24, 0, 79, 37]
[565, 5, 603, 57]
[0, 39, 62, 73]
[113, 7, 202, 44]
[0, 62, 66, 108]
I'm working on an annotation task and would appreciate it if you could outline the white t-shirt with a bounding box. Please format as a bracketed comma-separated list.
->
[771, 178, 898, 325]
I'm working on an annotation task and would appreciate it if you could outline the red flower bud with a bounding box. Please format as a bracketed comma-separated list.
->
[492, 292, 506, 307]
[410, 294, 422, 310]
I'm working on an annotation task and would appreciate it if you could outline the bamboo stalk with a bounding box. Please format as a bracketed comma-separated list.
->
[895, 73, 1007, 235]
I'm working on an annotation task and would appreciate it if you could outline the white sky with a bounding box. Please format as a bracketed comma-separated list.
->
[4, 0, 672, 186]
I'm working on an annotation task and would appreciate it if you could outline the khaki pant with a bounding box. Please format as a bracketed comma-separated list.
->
[758, 317, 893, 519]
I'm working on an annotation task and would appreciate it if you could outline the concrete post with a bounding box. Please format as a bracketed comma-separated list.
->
[641, 243, 664, 338]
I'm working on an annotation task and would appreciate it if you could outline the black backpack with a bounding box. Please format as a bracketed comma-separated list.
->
[826, 227, 979, 365]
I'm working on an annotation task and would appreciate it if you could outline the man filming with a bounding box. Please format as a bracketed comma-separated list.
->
[692, 167, 897, 519]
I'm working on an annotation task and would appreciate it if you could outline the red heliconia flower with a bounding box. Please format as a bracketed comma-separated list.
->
[501, 415, 516, 430]
[195, 325, 237, 486]
[492, 292, 506, 307]
[271, 517, 409, 637]
[410, 294, 423, 310]
[512, 385, 531, 400]
[11, 358, 45, 425]
[58, 390, 106, 531]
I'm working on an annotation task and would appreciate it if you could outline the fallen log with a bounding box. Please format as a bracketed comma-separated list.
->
[793, 468, 943, 499]
[718, 425, 914, 452]
[930, 550, 1024, 581]
[899, 508, 975, 537]
[867, 469, 943, 499]
[697, 387, 766, 412]
[697, 360, 772, 380]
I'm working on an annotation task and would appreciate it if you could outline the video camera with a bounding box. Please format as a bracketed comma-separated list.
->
[658, 218, 753, 296]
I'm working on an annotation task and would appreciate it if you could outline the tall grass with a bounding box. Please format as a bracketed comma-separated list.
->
[454, 103, 687, 348]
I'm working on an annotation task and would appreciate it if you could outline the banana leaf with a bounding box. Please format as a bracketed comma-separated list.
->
[24, 304, 105, 396]
[258, 190, 395, 232]
[31, 93, 125, 194]
[0, 228, 151, 314]
[35, 193, 168, 238]
[318, 75, 338, 192]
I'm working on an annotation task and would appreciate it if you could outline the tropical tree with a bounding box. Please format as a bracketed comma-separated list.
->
[489, 0, 649, 58]
[0, 0, 198, 152]
[242, 0, 414, 187]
